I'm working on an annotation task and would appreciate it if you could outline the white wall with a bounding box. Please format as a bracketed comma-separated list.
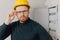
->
[57, 0, 60, 40]
[47, 0, 60, 40]
[0, 0, 15, 25]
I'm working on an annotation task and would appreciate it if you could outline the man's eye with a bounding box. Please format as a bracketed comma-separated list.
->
[16, 10, 28, 13]
[23, 10, 28, 12]
[23, 10, 26, 12]
[19, 11, 21, 13]
[16, 11, 21, 13]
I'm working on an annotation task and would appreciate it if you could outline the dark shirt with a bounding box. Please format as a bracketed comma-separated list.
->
[0, 18, 53, 40]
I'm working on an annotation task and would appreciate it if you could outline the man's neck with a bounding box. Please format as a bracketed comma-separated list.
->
[20, 21, 25, 23]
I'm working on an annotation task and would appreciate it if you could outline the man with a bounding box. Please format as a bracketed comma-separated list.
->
[0, 0, 53, 40]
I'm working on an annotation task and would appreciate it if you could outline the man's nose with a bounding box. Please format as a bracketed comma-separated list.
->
[21, 12, 24, 16]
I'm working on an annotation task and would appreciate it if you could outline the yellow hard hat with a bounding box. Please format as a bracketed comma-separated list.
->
[14, 0, 30, 9]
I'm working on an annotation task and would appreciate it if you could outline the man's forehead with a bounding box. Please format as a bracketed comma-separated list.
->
[16, 9, 28, 12]
[16, 6, 28, 10]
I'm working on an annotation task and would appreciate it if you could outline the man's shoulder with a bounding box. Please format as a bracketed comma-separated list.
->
[30, 19, 44, 30]
[30, 19, 42, 27]
[30, 19, 44, 28]
[30, 19, 39, 25]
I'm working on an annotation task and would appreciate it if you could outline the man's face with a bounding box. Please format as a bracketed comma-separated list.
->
[15, 6, 29, 23]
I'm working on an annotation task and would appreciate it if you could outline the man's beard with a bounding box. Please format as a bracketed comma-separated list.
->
[19, 16, 28, 23]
